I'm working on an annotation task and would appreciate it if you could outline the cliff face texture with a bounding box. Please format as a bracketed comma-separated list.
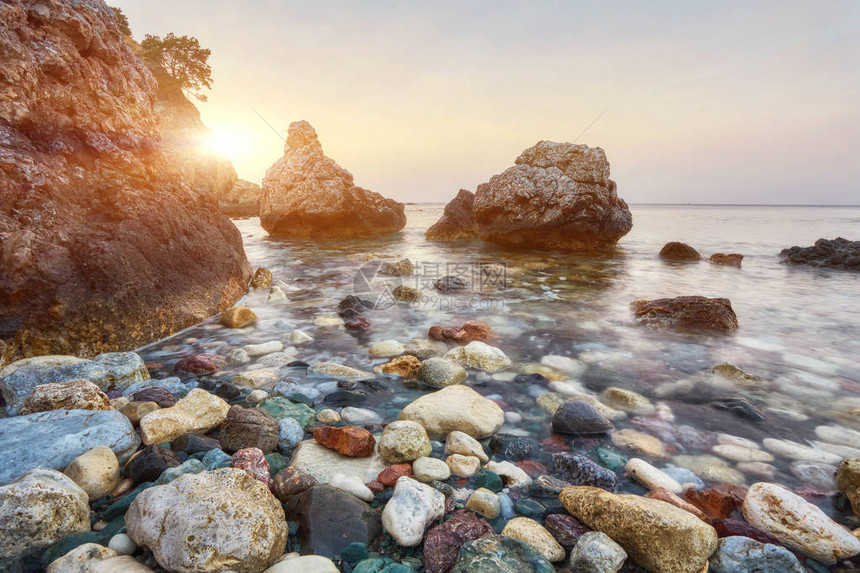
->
[260, 121, 406, 239]
[428, 141, 633, 251]
[0, 0, 251, 365]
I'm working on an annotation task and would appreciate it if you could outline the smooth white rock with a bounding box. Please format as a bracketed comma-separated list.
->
[626, 458, 682, 494]
[329, 472, 374, 502]
[381, 476, 445, 546]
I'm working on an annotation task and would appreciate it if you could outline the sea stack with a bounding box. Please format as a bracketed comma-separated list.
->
[428, 141, 632, 251]
[260, 121, 406, 239]
[0, 0, 250, 366]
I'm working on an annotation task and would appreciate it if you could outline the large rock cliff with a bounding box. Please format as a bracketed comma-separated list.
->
[0, 0, 251, 365]
[428, 141, 633, 251]
[260, 121, 406, 239]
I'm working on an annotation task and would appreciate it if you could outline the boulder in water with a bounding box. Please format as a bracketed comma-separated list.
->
[425, 189, 480, 241]
[631, 296, 739, 333]
[260, 121, 406, 239]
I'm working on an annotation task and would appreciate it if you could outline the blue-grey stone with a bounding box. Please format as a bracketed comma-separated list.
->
[278, 417, 305, 451]
[201, 449, 233, 470]
[710, 536, 804, 573]
[453, 535, 554, 573]
[660, 466, 705, 490]
[1, 353, 148, 414]
[568, 531, 627, 572]
[0, 409, 139, 484]
[155, 459, 205, 485]
[122, 377, 190, 398]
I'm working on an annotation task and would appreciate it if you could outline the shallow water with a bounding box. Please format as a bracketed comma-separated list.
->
[138, 204, 860, 532]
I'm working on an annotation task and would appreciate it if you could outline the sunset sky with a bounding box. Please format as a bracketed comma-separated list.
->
[115, 0, 860, 205]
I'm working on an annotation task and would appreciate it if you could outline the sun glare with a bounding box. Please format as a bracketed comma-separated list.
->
[205, 131, 247, 158]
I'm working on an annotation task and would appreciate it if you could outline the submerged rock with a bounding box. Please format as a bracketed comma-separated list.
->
[0, 0, 250, 365]
[452, 535, 555, 573]
[560, 486, 718, 573]
[710, 253, 744, 267]
[709, 535, 803, 573]
[780, 237, 860, 270]
[552, 400, 614, 434]
[0, 409, 139, 484]
[659, 242, 701, 261]
[287, 484, 381, 558]
[0, 468, 90, 560]
[631, 296, 739, 333]
[425, 189, 480, 241]
[260, 121, 406, 239]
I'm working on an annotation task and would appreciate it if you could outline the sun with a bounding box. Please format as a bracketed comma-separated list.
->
[205, 131, 247, 158]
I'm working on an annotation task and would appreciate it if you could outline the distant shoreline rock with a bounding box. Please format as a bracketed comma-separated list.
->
[427, 140, 632, 251]
[260, 121, 406, 239]
[780, 238, 860, 271]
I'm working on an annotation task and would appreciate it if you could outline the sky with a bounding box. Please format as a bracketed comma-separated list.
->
[114, 1, 860, 205]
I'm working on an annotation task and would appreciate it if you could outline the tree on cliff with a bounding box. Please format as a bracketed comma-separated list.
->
[109, 6, 131, 37]
[140, 33, 213, 101]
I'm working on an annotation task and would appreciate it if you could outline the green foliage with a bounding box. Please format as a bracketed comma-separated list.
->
[140, 33, 213, 101]
[109, 6, 131, 37]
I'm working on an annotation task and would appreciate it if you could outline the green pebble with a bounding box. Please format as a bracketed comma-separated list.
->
[353, 557, 415, 573]
[596, 447, 627, 472]
[514, 497, 545, 517]
[99, 482, 152, 522]
[266, 452, 287, 478]
[473, 471, 503, 492]
[341, 542, 370, 563]
[284, 392, 314, 407]
[258, 397, 315, 428]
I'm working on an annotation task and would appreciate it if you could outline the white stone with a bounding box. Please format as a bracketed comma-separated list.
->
[743, 482, 860, 564]
[398, 385, 504, 439]
[341, 406, 383, 426]
[258, 352, 297, 368]
[290, 330, 314, 344]
[813, 440, 860, 459]
[716, 433, 760, 449]
[248, 389, 270, 405]
[626, 458, 682, 494]
[289, 440, 388, 484]
[0, 469, 91, 560]
[444, 430, 488, 462]
[485, 460, 532, 488]
[313, 314, 344, 328]
[264, 555, 338, 573]
[329, 472, 374, 502]
[446, 454, 481, 477]
[368, 340, 406, 358]
[540, 355, 586, 377]
[762, 438, 842, 465]
[233, 368, 279, 388]
[47, 543, 117, 573]
[125, 468, 286, 572]
[382, 476, 445, 546]
[267, 287, 288, 303]
[413, 456, 451, 482]
[139, 388, 230, 445]
[444, 341, 512, 372]
[712, 444, 775, 463]
[548, 380, 588, 396]
[815, 424, 860, 448]
[243, 341, 284, 356]
[307, 362, 372, 380]
[226, 348, 251, 365]
[108, 533, 137, 556]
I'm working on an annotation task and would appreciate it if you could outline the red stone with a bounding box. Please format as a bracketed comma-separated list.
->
[711, 518, 784, 546]
[313, 426, 376, 457]
[174, 354, 226, 374]
[515, 460, 548, 477]
[232, 447, 271, 487]
[683, 484, 747, 520]
[428, 321, 494, 345]
[345, 316, 371, 330]
[377, 464, 413, 487]
[544, 513, 588, 550]
[424, 509, 494, 573]
[647, 487, 710, 523]
[367, 480, 384, 493]
[540, 433, 568, 453]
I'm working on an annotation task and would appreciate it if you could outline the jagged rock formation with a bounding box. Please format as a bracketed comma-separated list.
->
[780, 238, 860, 271]
[260, 121, 406, 239]
[428, 141, 632, 251]
[425, 189, 479, 241]
[0, 0, 250, 366]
